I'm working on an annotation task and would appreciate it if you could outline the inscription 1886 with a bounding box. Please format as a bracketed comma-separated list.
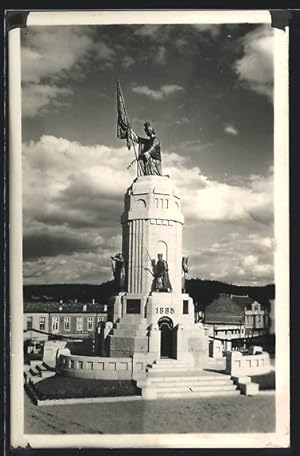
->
[155, 307, 175, 315]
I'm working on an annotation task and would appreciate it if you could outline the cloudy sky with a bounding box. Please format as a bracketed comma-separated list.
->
[21, 22, 274, 286]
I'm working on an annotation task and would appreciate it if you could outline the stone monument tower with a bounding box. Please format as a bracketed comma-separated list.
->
[108, 95, 208, 366]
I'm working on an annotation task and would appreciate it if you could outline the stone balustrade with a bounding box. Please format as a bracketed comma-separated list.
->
[56, 353, 147, 380]
[225, 350, 272, 377]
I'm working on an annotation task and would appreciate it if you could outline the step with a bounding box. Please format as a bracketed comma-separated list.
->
[29, 360, 43, 367]
[152, 361, 195, 368]
[42, 362, 55, 372]
[150, 364, 197, 369]
[115, 322, 147, 329]
[146, 367, 210, 374]
[36, 364, 49, 373]
[144, 377, 233, 387]
[152, 384, 237, 393]
[153, 360, 193, 364]
[112, 330, 147, 337]
[137, 379, 234, 389]
[118, 316, 147, 324]
[156, 390, 240, 399]
[146, 371, 230, 380]
[113, 327, 147, 337]
[29, 367, 40, 376]
[40, 371, 56, 379]
[147, 373, 231, 381]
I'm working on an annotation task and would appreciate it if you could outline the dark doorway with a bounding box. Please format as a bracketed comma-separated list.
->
[158, 317, 174, 358]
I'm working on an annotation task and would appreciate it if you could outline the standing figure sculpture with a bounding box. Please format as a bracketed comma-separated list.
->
[111, 253, 125, 291]
[182, 256, 189, 292]
[152, 253, 172, 292]
[129, 122, 162, 176]
[116, 81, 162, 176]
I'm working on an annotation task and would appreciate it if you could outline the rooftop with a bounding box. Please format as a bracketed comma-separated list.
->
[24, 301, 107, 314]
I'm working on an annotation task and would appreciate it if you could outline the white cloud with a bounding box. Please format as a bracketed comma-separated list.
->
[22, 84, 72, 118]
[134, 25, 164, 37]
[189, 231, 274, 285]
[23, 135, 273, 284]
[22, 28, 94, 84]
[224, 125, 238, 136]
[132, 84, 184, 100]
[243, 255, 258, 267]
[21, 27, 94, 117]
[234, 25, 273, 101]
[190, 24, 221, 38]
[122, 55, 135, 68]
[174, 117, 190, 126]
[162, 85, 184, 95]
[95, 41, 116, 62]
[154, 46, 167, 65]
[164, 154, 273, 225]
[21, 27, 118, 117]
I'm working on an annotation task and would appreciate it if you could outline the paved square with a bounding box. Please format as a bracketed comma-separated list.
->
[24, 393, 275, 434]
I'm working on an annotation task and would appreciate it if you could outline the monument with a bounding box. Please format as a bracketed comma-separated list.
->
[40, 83, 260, 400]
[107, 82, 208, 366]
[51, 83, 242, 400]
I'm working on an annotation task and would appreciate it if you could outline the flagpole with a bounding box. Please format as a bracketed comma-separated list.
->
[117, 80, 142, 177]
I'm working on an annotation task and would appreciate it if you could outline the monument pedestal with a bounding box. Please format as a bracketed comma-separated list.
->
[107, 290, 208, 365]
[106, 174, 209, 367]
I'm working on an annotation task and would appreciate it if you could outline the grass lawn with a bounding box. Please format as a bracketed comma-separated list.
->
[251, 371, 275, 390]
[32, 374, 139, 400]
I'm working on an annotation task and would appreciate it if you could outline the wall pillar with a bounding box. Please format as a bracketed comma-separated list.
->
[148, 324, 160, 359]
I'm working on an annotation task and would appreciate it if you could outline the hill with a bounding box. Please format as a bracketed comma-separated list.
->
[185, 279, 275, 311]
[24, 280, 275, 308]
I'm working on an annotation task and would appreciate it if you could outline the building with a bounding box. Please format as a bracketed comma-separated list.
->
[203, 294, 270, 356]
[244, 300, 269, 338]
[24, 301, 108, 342]
[269, 299, 275, 335]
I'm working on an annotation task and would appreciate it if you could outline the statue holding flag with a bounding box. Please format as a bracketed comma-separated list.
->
[117, 80, 162, 176]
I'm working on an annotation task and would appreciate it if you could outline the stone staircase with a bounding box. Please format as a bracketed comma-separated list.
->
[111, 314, 148, 336]
[135, 359, 240, 399]
[108, 315, 149, 357]
[24, 361, 56, 385]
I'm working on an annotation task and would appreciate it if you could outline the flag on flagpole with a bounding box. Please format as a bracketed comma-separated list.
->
[116, 80, 143, 176]
[116, 80, 131, 149]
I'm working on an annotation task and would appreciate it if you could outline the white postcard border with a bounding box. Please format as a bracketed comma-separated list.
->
[9, 10, 289, 448]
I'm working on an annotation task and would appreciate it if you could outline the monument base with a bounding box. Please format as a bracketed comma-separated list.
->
[107, 292, 209, 366]
[108, 314, 148, 358]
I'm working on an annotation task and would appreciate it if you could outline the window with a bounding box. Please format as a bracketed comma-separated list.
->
[97, 316, 104, 323]
[183, 300, 189, 314]
[39, 317, 46, 331]
[26, 316, 33, 330]
[64, 317, 71, 331]
[76, 316, 83, 331]
[87, 316, 94, 331]
[52, 317, 59, 332]
[256, 316, 263, 328]
[245, 315, 253, 328]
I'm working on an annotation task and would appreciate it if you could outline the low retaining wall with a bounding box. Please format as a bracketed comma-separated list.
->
[225, 351, 271, 377]
[56, 353, 147, 380]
